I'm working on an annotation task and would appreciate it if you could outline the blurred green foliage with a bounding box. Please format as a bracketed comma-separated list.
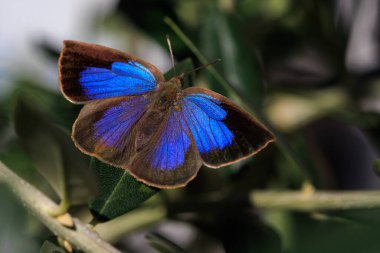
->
[0, 185, 39, 253]
[15, 94, 97, 205]
[1, 0, 380, 252]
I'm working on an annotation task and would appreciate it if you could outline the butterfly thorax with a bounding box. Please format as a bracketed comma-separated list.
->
[154, 77, 182, 110]
[135, 77, 182, 151]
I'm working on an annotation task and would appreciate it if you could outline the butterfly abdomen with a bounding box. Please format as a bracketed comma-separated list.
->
[135, 109, 164, 151]
[134, 79, 182, 152]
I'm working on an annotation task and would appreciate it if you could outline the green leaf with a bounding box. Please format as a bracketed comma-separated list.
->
[164, 57, 195, 88]
[373, 159, 380, 177]
[89, 158, 159, 221]
[40, 240, 65, 253]
[13, 79, 79, 130]
[200, 6, 262, 103]
[292, 210, 380, 253]
[14, 94, 97, 206]
[146, 232, 185, 253]
[0, 140, 58, 199]
[0, 100, 9, 135]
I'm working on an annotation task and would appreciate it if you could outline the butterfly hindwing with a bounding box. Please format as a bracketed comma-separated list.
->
[182, 87, 275, 167]
[59, 40, 165, 103]
[128, 108, 202, 188]
[72, 95, 152, 166]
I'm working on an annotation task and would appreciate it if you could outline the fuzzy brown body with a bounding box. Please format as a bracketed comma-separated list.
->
[135, 77, 182, 151]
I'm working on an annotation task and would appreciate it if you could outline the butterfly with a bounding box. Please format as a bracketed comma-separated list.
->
[58, 40, 275, 189]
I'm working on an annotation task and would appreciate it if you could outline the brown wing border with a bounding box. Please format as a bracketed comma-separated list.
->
[183, 87, 275, 168]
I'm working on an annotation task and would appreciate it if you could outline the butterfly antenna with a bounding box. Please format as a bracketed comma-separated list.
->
[166, 34, 176, 75]
[180, 59, 222, 79]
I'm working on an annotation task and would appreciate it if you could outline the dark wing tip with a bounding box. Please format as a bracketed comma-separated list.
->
[58, 40, 87, 104]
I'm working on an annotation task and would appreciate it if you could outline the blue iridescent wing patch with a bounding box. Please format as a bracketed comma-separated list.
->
[182, 87, 275, 167]
[149, 110, 191, 170]
[128, 109, 202, 188]
[93, 95, 149, 146]
[182, 93, 234, 153]
[59, 40, 164, 103]
[73, 95, 151, 166]
[79, 61, 156, 100]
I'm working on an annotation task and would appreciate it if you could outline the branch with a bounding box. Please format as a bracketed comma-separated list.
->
[95, 206, 166, 243]
[168, 190, 380, 214]
[251, 190, 380, 211]
[0, 161, 121, 253]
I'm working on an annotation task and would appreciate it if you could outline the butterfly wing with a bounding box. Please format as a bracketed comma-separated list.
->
[127, 108, 202, 188]
[181, 87, 275, 168]
[72, 95, 152, 166]
[59, 40, 165, 103]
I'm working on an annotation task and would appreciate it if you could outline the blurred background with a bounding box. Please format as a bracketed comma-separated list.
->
[1, 0, 380, 252]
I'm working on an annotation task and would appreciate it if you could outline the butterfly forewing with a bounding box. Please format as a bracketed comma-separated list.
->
[72, 95, 153, 166]
[182, 87, 275, 168]
[58, 40, 164, 103]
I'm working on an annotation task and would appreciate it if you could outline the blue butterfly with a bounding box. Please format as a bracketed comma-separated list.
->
[59, 40, 275, 188]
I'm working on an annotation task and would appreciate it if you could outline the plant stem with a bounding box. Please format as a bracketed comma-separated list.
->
[251, 190, 380, 211]
[168, 190, 380, 213]
[0, 161, 121, 253]
[48, 198, 70, 217]
[95, 206, 166, 243]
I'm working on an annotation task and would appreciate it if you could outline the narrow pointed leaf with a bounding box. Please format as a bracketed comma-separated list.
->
[201, 6, 262, 103]
[13, 79, 78, 130]
[89, 159, 159, 221]
[14, 94, 97, 205]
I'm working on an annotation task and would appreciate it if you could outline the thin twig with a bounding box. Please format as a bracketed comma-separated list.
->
[167, 190, 380, 213]
[95, 206, 166, 243]
[0, 161, 121, 253]
[251, 190, 380, 211]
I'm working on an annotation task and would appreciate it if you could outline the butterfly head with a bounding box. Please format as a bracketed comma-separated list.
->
[167, 76, 182, 88]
